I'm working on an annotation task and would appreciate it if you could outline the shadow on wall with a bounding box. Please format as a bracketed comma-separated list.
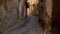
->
[52, 0, 60, 34]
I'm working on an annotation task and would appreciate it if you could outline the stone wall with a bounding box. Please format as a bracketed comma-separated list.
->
[38, 0, 52, 34]
[0, 0, 18, 34]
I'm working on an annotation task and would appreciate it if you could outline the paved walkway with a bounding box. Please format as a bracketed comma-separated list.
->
[4, 16, 44, 34]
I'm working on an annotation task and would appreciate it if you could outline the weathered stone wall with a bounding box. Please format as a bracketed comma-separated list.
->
[19, 0, 27, 20]
[38, 0, 52, 34]
[45, 0, 52, 34]
[0, 0, 18, 34]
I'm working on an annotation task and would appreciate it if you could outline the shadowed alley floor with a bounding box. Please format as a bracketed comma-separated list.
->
[4, 16, 44, 34]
